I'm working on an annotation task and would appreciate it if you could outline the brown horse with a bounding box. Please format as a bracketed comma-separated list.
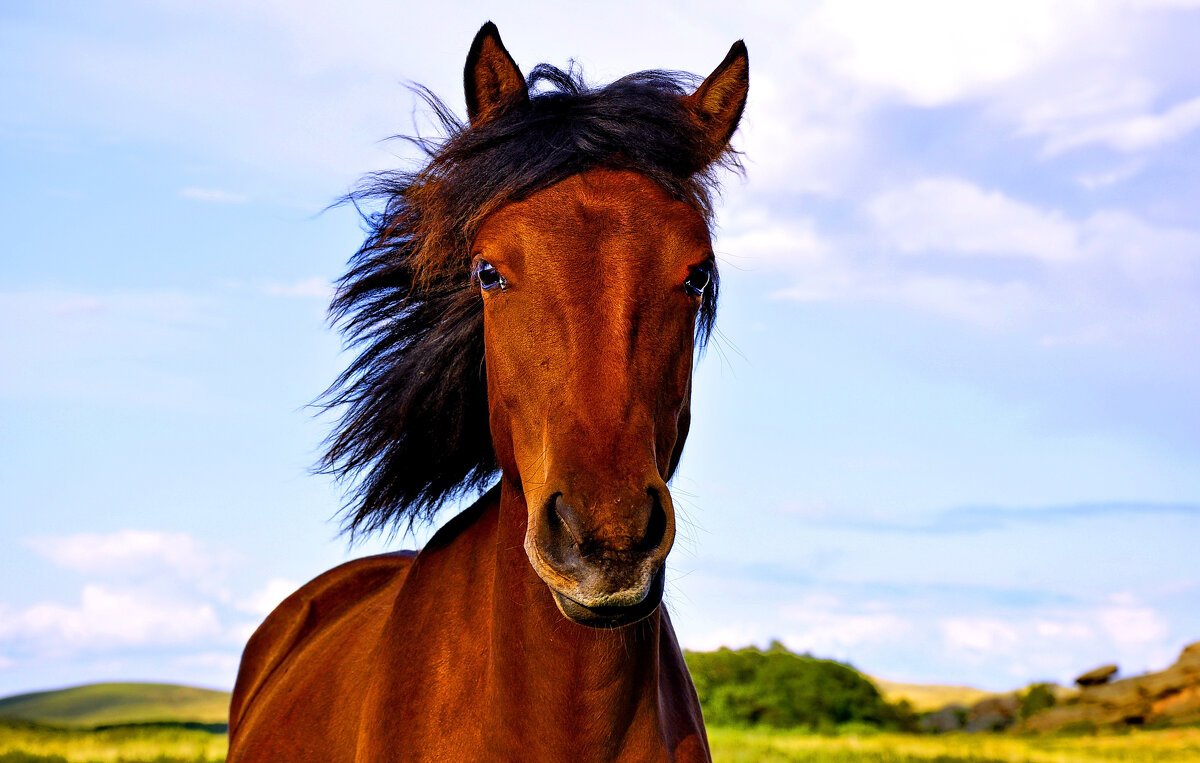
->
[227, 23, 748, 762]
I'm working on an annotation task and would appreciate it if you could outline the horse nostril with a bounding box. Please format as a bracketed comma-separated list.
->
[637, 488, 668, 553]
[542, 487, 671, 558]
[551, 493, 586, 546]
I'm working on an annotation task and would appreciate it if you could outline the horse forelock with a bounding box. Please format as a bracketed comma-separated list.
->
[320, 63, 736, 539]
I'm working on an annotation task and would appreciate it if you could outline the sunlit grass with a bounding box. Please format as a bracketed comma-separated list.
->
[0, 722, 226, 763]
[3, 721, 1200, 762]
[707, 727, 1200, 762]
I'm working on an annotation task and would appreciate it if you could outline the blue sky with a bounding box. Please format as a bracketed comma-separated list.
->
[2, 0, 1199, 696]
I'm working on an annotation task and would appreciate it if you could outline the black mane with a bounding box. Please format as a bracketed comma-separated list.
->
[321, 63, 738, 538]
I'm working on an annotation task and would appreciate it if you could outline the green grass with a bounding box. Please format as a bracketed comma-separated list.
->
[3, 675, 1186, 762]
[0, 685, 229, 729]
[3, 722, 1199, 763]
[0, 720, 226, 763]
[707, 727, 1200, 762]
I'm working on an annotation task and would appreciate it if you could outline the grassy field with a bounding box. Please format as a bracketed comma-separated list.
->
[708, 727, 1200, 762]
[0, 720, 226, 763]
[3, 722, 1200, 762]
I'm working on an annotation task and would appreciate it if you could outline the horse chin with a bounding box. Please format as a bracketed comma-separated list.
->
[549, 568, 665, 629]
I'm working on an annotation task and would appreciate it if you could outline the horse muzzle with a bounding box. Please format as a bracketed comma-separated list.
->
[525, 488, 674, 628]
[549, 567, 666, 628]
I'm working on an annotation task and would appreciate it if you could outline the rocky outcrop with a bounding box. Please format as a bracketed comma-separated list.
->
[919, 695, 1022, 732]
[1075, 664, 1118, 687]
[965, 695, 1020, 732]
[919, 704, 968, 733]
[1020, 641, 1200, 732]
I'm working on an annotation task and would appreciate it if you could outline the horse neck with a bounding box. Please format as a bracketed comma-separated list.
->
[486, 477, 667, 751]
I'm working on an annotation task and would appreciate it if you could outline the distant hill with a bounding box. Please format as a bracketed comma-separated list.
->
[870, 676, 1077, 714]
[869, 677, 1001, 713]
[0, 682, 231, 728]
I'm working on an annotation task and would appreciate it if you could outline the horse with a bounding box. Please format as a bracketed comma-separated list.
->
[227, 22, 748, 762]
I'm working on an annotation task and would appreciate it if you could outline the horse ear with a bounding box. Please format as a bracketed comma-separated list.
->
[464, 22, 528, 127]
[684, 41, 749, 167]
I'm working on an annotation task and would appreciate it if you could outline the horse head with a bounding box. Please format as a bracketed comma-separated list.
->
[322, 23, 746, 631]
[465, 25, 748, 627]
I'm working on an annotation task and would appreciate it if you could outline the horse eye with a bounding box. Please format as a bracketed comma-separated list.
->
[473, 260, 506, 291]
[683, 264, 712, 297]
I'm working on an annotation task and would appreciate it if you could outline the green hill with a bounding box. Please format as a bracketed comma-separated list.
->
[0, 682, 231, 728]
[685, 643, 915, 730]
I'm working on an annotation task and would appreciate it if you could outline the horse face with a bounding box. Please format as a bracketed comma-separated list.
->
[473, 169, 712, 627]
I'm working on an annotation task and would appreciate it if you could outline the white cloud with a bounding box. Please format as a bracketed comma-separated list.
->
[21, 531, 242, 645]
[0, 585, 221, 651]
[1080, 209, 1200, 280]
[1019, 76, 1156, 136]
[681, 595, 912, 660]
[12, 0, 1197, 215]
[879, 275, 1039, 327]
[759, 175, 1200, 339]
[799, 0, 1075, 107]
[942, 617, 1022, 653]
[1077, 161, 1145, 190]
[729, 66, 869, 197]
[779, 595, 911, 659]
[934, 596, 1177, 681]
[1033, 620, 1093, 640]
[685, 623, 771, 652]
[783, 0, 1200, 162]
[784, 613, 910, 658]
[1014, 76, 1157, 156]
[867, 177, 1079, 262]
[237, 578, 299, 618]
[228, 621, 262, 647]
[4, 532, 300, 661]
[1098, 593, 1169, 647]
[1039, 93, 1200, 155]
[27, 530, 219, 579]
[718, 203, 829, 269]
[174, 651, 241, 675]
[770, 264, 1041, 329]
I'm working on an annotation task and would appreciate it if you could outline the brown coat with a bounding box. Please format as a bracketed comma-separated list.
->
[227, 484, 709, 762]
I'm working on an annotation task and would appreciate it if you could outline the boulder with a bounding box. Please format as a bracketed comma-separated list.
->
[919, 704, 967, 733]
[965, 694, 1020, 732]
[1075, 664, 1118, 687]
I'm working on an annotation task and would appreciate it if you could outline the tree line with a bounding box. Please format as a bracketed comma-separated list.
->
[684, 642, 918, 731]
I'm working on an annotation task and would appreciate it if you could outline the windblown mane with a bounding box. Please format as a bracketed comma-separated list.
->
[321, 63, 738, 537]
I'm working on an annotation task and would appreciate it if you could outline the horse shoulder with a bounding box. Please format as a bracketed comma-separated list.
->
[228, 551, 416, 736]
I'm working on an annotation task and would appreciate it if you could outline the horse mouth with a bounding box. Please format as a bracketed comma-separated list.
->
[550, 568, 665, 628]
